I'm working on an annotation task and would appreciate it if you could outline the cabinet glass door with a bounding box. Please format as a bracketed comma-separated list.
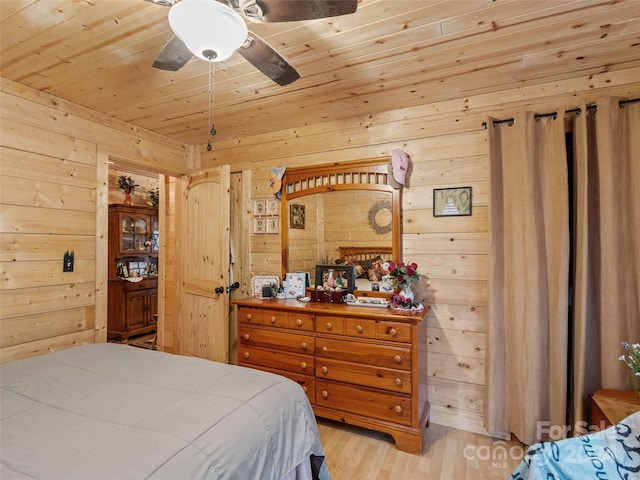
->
[134, 218, 148, 252]
[121, 217, 135, 251]
[151, 218, 159, 253]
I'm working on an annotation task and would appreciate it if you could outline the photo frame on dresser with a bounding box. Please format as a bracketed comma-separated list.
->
[284, 272, 309, 298]
[314, 264, 355, 294]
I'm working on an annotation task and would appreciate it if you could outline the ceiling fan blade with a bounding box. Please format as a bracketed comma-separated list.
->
[237, 32, 300, 86]
[241, 0, 357, 23]
[152, 35, 193, 71]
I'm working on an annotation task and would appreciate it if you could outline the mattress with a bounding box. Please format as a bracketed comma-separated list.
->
[0, 343, 330, 480]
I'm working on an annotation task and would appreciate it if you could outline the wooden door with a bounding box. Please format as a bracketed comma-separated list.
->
[175, 166, 231, 362]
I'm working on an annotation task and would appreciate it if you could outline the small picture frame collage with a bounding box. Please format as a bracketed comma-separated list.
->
[253, 198, 280, 234]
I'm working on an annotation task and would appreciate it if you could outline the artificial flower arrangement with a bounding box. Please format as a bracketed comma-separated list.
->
[386, 261, 424, 311]
[387, 261, 420, 288]
[619, 342, 640, 392]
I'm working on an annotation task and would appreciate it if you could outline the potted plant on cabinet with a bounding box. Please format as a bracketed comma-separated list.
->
[118, 175, 138, 206]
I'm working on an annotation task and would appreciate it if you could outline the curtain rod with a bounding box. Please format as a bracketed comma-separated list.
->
[482, 97, 639, 129]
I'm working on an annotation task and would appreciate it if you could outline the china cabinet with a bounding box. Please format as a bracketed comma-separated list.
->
[107, 204, 159, 341]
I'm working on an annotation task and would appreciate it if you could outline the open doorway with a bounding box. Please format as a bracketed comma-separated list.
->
[105, 160, 247, 360]
[106, 163, 160, 348]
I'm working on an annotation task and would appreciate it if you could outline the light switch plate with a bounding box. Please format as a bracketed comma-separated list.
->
[63, 251, 74, 272]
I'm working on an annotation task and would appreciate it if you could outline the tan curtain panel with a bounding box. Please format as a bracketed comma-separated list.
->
[571, 98, 640, 425]
[486, 111, 570, 445]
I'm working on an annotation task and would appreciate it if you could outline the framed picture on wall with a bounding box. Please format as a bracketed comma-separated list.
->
[290, 204, 305, 229]
[266, 217, 279, 234]
[253, 199, 266, 216]
[433, 186, 473, 217]
[266, 199, 279, 216]
[253, 217, 266, 234]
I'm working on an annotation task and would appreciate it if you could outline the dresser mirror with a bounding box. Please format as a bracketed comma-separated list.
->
[281, 158, 401, 286]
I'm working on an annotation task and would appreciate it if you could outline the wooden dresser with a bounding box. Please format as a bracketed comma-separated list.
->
[233, 297, 430, 454]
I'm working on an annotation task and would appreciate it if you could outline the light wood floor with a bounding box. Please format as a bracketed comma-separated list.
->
[317, 419, 525, 480]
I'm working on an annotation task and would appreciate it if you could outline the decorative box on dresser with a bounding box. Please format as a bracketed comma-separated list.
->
[233, 297, 430, 454]
[107, 204, 159, 341]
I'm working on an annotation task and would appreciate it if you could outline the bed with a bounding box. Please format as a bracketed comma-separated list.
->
[336, 246, 393, 291]
[510, 411, 640, 479]
[0, 343, 330, 480]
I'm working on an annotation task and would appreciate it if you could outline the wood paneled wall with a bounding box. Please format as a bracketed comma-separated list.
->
[1, 68, 638, 435]
[0, 78, 189, 362]
[204, 67, 640, 435]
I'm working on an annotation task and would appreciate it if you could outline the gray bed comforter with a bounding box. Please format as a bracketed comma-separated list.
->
[0, 343, 328, 480]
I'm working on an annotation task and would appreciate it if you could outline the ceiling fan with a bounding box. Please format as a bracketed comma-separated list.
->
[147, 0, 358, 86]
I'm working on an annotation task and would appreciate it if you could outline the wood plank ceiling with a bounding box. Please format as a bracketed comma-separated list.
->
[1, 0, 639, 145]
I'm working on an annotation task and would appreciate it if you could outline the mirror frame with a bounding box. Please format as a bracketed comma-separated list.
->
[281, 157, 401, 279]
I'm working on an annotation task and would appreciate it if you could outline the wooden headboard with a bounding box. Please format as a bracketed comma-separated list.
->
[337, 246, 393, 262]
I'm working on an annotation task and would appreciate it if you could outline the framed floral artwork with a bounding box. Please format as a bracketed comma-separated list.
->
[267, 217, 279, 234]
[266, 199, 279, 216]
[253, 199, 266, 216]
[253, 217, 266, 234]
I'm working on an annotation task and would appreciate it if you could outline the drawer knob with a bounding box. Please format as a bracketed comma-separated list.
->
[300, 361, 307, 370]
[325, 322, 333, 331]
[270, 316, 276, 324]
[394, 405, 403, 414]
[302, 386, 308, 393]
[296, 318, 303, 327]
[395, 378, 403, 388]
[321, 366, 328, 374]
[246, 313, 252, 320]
[322, 390, 329, 399]
[390, 328, 398, 337]
[394, 355, 402, 364]
[243, 352, 250, 359]
[322, 345, 328, 352]
[301, 342, 307, 350]
[356, 325, 363, 334]
[243, 333, 250, 341]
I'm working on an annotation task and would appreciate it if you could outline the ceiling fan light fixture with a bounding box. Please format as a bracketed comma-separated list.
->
[168, 0, 248, 62]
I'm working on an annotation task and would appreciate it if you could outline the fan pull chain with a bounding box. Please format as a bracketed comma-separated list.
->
[207, 60, 216, 152]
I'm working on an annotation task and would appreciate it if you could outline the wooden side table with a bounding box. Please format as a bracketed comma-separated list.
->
[589, 389, 640, 429]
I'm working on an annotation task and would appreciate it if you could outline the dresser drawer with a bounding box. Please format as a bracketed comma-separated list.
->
[262, 310, 288, 328]
[315, 315, 345, 335]
[238, 307, 263, 325]
[316, 337, 411, 371]
[344, 318, 377, 339]
[239, 326, 314, 355]
[124, 277, 157, 291]
[377, 321, 412, 343]
[242, 364, 315, 404]
[239, 346, 314, 375]
[316, 358, 411, 394]
[316, 379, 411, 426]
[288, 312, 314, 331]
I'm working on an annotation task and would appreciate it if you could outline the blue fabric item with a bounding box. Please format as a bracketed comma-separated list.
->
[510, 411, 640, 480]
